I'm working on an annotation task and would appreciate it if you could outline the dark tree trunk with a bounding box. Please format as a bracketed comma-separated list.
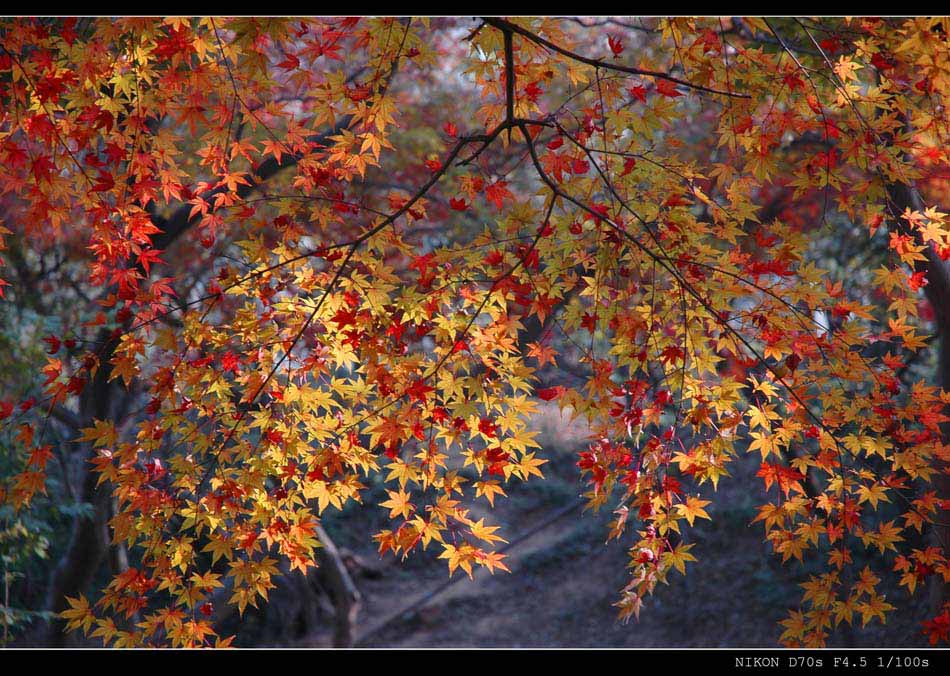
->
[885, 181, 950, 615]
[42, 332, 125, 646]
[929, 315, 950, 614]
[312, 523, 361, 647]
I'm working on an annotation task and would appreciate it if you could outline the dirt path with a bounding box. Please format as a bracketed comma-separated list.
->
[295, 410, 932, 648]
[300, 488, 931, 646]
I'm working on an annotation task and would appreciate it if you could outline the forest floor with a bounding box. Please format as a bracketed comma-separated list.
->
[293, 404, 933, 648]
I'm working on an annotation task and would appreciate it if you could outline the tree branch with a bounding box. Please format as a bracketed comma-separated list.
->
[482, 17, 749, 99]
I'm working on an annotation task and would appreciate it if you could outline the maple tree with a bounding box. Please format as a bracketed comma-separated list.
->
[2, 16, 950, 647]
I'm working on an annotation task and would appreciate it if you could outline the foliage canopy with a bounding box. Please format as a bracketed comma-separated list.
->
[2, 16, 950, 647]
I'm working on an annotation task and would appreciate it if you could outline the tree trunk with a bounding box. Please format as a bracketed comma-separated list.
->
[42, 332, 125, 646]
[929, 318, 950, 613]
[312, 523, 361, 647]
[885, 181, 950, 615]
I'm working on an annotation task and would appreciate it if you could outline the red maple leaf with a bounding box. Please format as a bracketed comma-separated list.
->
[221, 351, 240, 373]
[608, 35, 624, 57]
[484, 181, 512, 210]
[278, 53, 300, 70]
[655, 79, 683, 98]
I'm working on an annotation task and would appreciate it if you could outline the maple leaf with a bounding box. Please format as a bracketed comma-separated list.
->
[381, 489, 414, 519]
[439, 543, 476, 577]
[473, 480, 506, 507]
[220, 351, 240, 373]
[675, 496, 712, 526]
[60, 595, 95, 634]
[655, 79, 683, 98]
[80, 419, 118, 449]
[923, 606, 950, 644]
[277, 53, 300, 70]
[484, 181, 512, 210]
[662, 543, 697, 575]
[405, 379, 434, 404]
[536, 386, 565, 401]
[476, 550, 510, 574]
[468, 518, 507, 545]
[527, 341, 558, 367]
[608, 35, 624, 57]
[514, 452, 547, 481]
[856, 595, 895, 627]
